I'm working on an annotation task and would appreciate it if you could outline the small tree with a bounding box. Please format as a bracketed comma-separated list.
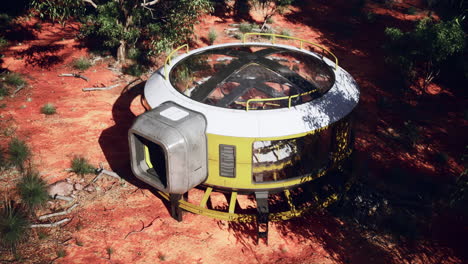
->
[32, 0, 212, 63]
[384, 18, 465, 91]
[252, 0, 292, 31]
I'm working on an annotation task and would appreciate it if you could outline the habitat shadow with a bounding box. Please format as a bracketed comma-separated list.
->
[97, 80, 174, 213]
[98, 81, 147, 188]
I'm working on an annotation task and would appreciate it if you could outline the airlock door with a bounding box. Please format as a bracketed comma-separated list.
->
[129, 101, 207, 194]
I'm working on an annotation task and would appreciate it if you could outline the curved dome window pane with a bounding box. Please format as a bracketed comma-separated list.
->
[169, 46, 335, 110]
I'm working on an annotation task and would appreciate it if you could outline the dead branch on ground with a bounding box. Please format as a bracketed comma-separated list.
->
[52, 194, 74, 202]
[12, 84, 25, 96]
[82, 84, 119, 92]
[59, 73, 89, 81]
[124, 216, 159, 239]
[38, 203, 78, 220]
[92, 163, 122, 183]
[30, 218, 70, 228]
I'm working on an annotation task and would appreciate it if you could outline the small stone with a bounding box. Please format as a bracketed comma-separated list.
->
[74, 183, 84, 191]
[84, 185, 95, 192]
[48, 181, 74, 196]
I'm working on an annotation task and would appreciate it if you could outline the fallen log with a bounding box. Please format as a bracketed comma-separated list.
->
[38, 203, 78, 220]
[30, 218, 70, 228]
[12, 84, 25, 96]
[52, 194, 74, 202]
[59, 73, 89, 81]
[82, 84, 119, 92]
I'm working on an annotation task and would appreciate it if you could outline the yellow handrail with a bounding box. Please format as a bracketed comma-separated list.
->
[242, 32, 338, 71]
[246, 89, 317, 111]
[164, 44, 190, 79]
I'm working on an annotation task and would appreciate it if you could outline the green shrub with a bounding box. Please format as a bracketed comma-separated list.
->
[72, 57, 92, 71]
[33, 22, 42, 31]
[40, 103, 56, 115]
[208, 29, 217, 45]
[56, 249, 66, 258]
[0, 84, 9, 97]
[384, 18, 465, 90]
[233, 33, 242, 40]
[0, 37, 8, 49]
[71, 156, 95, 176]
[17, 170, 49, 211]
[406, 6, 417, 15]
[0, 148, 5, 168]
[8, 138, 31, 170]
[123, 64, 145, 77]
[239, 23, 254, 33]
[0, 200, 30, 250]
[266, 17, 274, 24]
[280, 29, 292, 37]
[3, 73, 26, 88]
[127, 48, 141, 61]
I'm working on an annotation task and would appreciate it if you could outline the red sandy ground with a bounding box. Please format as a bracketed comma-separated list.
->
[1, 0, 466, 263]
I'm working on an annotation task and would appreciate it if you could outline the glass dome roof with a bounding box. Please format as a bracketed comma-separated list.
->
[169, 45, 335, 110]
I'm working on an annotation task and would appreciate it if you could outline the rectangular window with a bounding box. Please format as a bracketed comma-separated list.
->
[252, 128, 332, 183]
[219, 144, 236, 178]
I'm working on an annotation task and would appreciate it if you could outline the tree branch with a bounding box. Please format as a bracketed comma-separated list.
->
[38, 204, 78, 220]
[30, 218, 70, 228]
[141, 0, 161, 7]
[82, 0, 98, 8]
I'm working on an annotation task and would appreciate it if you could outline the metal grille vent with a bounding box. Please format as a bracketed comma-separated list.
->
[219, 144, 236, 178]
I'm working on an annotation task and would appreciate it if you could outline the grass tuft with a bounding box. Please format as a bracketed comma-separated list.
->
[0, 200, 30, 250]
[8, 137, 31, 170]
[123, 64, 145, 77]
[280, 29, 292, 37]
[17, 170, 49, 211]
[3, 72, 26, 87]
[71, 156, 96, 176]
[56, 249, 66, 258]
[239, 23, 254, 33]
[40, 103, 56, 115]
[208, 29, 217, 45]
[72, 57, 92, 71]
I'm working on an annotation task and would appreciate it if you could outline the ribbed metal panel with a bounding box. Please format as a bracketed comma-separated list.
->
[219, 144, 236, 178]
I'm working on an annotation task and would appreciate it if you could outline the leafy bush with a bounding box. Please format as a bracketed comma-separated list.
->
[17, 170, 49, 211]
[0, 148, 6, 169]
[40, 103, 56, 115]
[266, 17, 274, 24]
[3, 72, 26, 87]
[71, 156, 95, 176]
[123, 64, 146, 77]
[280, 28, 292, 37]
[208, 29, 217, 45]
[406, 6, 417, 15]
[239, 23, 254, 33]
[0, 37, 8, 49]
[0, 84, 9, 97]
[56, 249, 66, 258]
[72, 57, 92, 71]
[384, 18, 465, 90]
[8, 138, 31, 170]
[0, 200, 29, 250]
[33, 0, 212, 62]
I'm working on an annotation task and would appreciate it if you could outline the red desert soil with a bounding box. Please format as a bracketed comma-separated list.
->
[1, 1, 466, 263]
